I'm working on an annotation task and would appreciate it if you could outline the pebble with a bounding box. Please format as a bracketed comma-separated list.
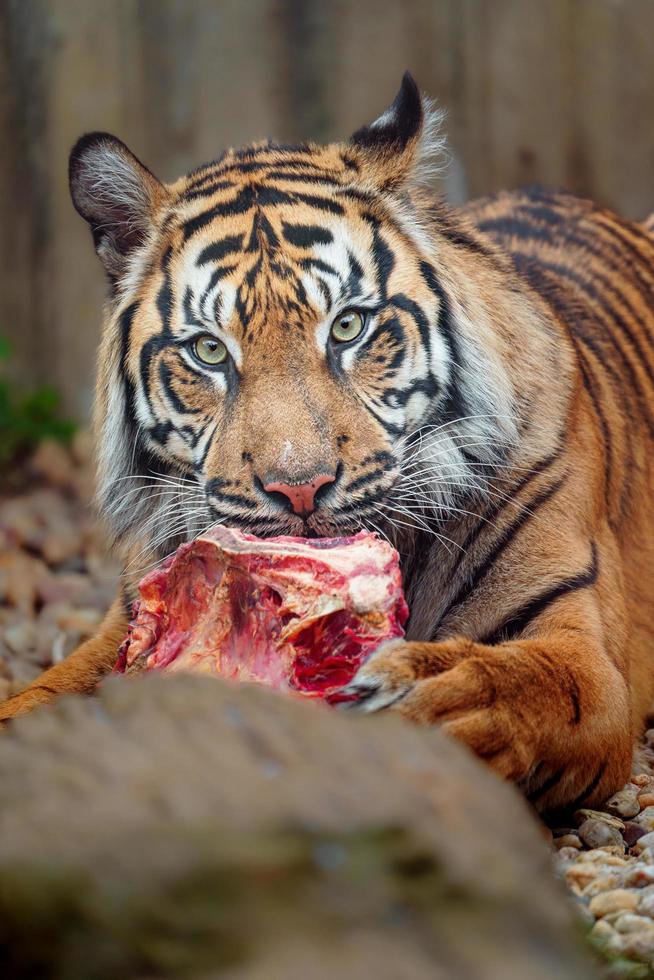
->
[614, 913, 654, 934]
[589, 919, 623, 955]
[578, 818, 625, 851]
[604, 786, 641, 820]
[634, 832, 654, 853]
[582, 872, 627, 898]
[632, 774, 652, 788]
[589, 889, 640, 917]
[638, 793, 654, 810]
[625, 866, 654, 889]
[574, 808, 625, 831]
[623, 821, 648, 848]
[636, 809, 654, 831]
[622, 931, 654, 962]
[554, 834, 582, 850]
[639, 891, 654, 918]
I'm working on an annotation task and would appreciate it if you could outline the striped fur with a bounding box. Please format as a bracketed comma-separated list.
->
[3, 74, 654, 814]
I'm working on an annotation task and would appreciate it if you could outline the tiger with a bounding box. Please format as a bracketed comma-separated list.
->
[3, 71, 654, 814]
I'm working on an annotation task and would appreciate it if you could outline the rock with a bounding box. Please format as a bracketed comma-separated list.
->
[603, 787, 640, 819]
[578, 818, 625, 851]
[588, 919, 623, 955]
[52, 607, 103, 635]
[614, 913, 654, 934]
[635, 807, 654, 830]
[634, 832, 654, 853]
[0, 551, 50, 612]
[29, 439, 76, 489]
[638, 793, 654, 809]
[644, 729, 654, 749]
[40, 527, 84, 566]
[36, 572, 92, 606]
[631, 774, 652, 788]
[0, 675, 597, 980]
[71, 429, 93, 466]
[639, 891, 654, 918]
[555, 834, 582, 850]
[623, 821, 648, 848]
[3, 622, 39, 659]
[565, 863, 600, 894]
[556, 846, 582, 863]
[621, 930, 654, 962]
[574, 808, 624, 831]
[582, 872, 627, 898]
[626, 867, 654, 889]
[579, 850, 627, 866]
[589, 889, 640, 917]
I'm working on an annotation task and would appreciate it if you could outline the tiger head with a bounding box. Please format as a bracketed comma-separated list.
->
[70, 73, 560, 567]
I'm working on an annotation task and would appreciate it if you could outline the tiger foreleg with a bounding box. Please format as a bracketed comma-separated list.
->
[342, 632, 632, 812]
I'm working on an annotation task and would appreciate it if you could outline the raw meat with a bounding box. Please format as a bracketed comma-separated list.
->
[115, 527, 408, 702]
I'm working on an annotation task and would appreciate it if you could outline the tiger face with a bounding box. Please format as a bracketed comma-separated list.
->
[70, 73, 533, 561]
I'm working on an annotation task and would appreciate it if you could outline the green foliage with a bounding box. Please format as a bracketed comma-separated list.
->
[0, 335, 76, 468]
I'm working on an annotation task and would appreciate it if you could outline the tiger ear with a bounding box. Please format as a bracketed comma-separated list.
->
[349, 72, 446, 190]
[69, 132, 166, 280]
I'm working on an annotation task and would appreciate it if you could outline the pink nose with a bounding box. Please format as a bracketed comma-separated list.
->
[263, 473, 336, 516]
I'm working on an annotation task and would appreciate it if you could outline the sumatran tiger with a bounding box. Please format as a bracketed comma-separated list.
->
[3, 73, 654, 814]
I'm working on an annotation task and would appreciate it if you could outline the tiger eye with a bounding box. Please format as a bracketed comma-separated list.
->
[330, 310, 365, 343]
[193, 335, 227, 365]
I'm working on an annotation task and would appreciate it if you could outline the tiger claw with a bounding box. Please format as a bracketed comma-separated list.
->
[339, 673, 412, 713]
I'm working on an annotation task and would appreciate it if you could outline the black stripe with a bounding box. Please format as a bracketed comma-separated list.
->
[566, 764, 606, 811]
[197, 235, 244, 266]
[389, 293, 432, 361]
[282, 222, 333, 248]
[457, 448, 563, 567]
[482, 542, 598, 644]
[183, 179, 233, 201]
[574, 344, 614, 513]
[300, 256, 338, 277]
[527, 767, 566, 804]
[438, 474, 567, 629]
[159, 361, 201, 415]
[419, 260, 471, 424]
[490, 218, 654, 390]
[345, 465, 394, 494]
[366, 217, 394, 298]
[513, 254, 654, 437]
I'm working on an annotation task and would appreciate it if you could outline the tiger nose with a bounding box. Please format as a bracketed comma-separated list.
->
[263, 473, 336, 516]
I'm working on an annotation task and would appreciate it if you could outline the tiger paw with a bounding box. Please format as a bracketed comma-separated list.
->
[340, 638, 416, 711]
[341, 637, 476, 713]
[342, 643, 538, 783]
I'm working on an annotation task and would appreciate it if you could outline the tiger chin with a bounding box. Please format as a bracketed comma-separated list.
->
[3, 71, 654, 816]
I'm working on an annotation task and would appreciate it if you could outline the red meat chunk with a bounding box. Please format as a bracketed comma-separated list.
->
[115, 528, 408, 703]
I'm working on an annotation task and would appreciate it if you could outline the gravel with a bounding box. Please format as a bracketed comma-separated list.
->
[555, 752, 654, 975]
[5, 437, 654, 975]
[0, 436, 119, 699]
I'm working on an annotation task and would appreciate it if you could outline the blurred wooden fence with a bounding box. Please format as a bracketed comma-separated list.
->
[2, 0, 654, 420]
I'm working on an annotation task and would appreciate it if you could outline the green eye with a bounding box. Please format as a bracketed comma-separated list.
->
[192, 334, 227, 366]
[330, 310, 365, 344]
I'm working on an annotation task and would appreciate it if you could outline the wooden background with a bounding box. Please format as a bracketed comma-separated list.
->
[2, 0, 654, 420]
